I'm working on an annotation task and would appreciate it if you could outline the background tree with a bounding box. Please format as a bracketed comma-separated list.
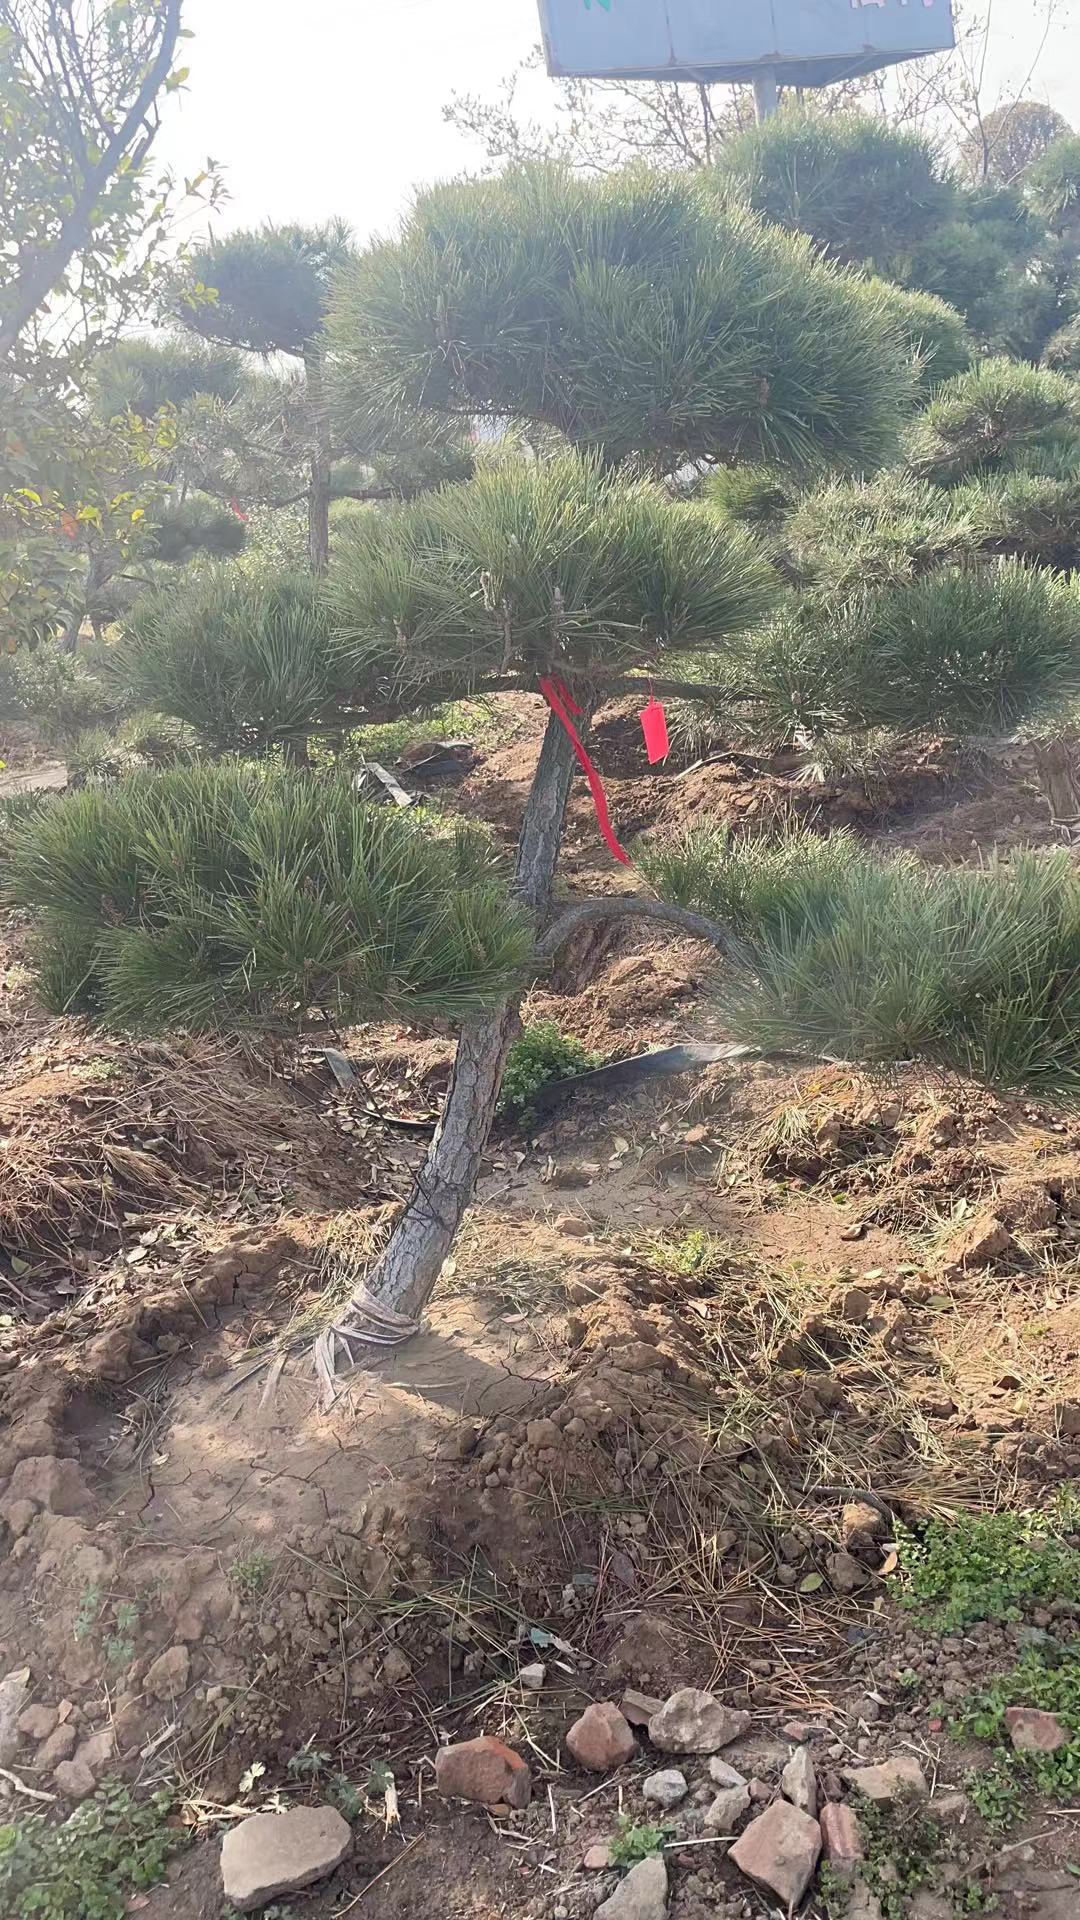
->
[175, 224, 354, 572]
[958, 98, 1072, 185]
[0, 1, 221, 650]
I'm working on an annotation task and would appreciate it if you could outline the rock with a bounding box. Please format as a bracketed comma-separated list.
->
[6, 1456, 93, 1516]
[435, 1735, 532, 1809]
[708, 1756, 748, 1788]
[642, 1768, 688, 1810]
[729, 1799, 821, 1910]
[0, 1667, 30, 1765]
[648, 1689, 751, 1755]
[38, 1724, 77, 1767]
[704, 1782, 751, 1832]
[74, 1727, 114, 1773]
[908, 1895, 953, 1920]
[86, 1328, 132, 1382]
[220, 1806, 352, 1912]
[843, 1756, 928, 1802]
[621, 1689, 663, 1727]
[841, 1500, 889, 1551]
[1004, 1706, 1067, 1753]
[380, 1648, 412, 1687]
[1059, 1402, 1080, 1437]
[567, 1702, 637, 1772]
[594, 1853, 668, 1920]
[54, 1757, 96, 1799]
[519, 1663, 546, 1692]
[827, 1549, 868, 1594]
[0, 1499, 37, 1539]
[18, 1704, 58, 1742]
[781, 1746, 817, 1818]
[840, 1288, 872, 1324]
[584, 1843, 615, 1869]
[526, 1418, 562, 1450]
[848, 1880, 885, 1920]
[555, 1214, 590, 1238]
[144, 1644, 190, 1701]
[930, 1791, 969, 1821]
[819, 1800, 863, 1868]
[942, 1213, 1013, 1274]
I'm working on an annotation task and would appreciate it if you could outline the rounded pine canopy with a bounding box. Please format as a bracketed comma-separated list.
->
[328, 164, 916, 475]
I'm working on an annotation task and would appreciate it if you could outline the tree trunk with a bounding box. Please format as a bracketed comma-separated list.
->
[1032, 737, 1080, 839]
[314, 708, 577, 1393]
[304, 345, 331, 575]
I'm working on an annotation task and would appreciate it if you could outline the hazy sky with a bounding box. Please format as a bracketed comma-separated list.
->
[158, 0, 1079, 244]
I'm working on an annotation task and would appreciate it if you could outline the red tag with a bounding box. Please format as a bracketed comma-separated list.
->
[640, 697, 670, 764]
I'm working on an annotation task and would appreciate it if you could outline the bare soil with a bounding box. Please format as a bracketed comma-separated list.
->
[0, 698, 1077, 1918]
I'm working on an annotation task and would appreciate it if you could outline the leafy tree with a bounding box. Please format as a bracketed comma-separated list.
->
[958, 99, 1072, 185]
[0, 0, 206, 367]
[0, 3, 222, 649]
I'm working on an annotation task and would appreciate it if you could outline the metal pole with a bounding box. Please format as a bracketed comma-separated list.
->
[753, 68, 778, 121]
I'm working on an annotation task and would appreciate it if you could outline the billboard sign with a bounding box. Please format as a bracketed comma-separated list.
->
[538, 0, 955, 89]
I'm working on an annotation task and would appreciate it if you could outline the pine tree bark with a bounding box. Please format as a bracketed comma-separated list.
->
[315, 709, 576, 1383]
[304, 345, 331, 575]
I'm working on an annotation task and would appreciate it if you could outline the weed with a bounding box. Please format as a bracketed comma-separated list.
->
[0, 1784, 183, 1920]
[73, 1583, 103, 1642]
[286, 1748, 331, 1780]
[638, 1226, 730, 1283]
[608, 1815, 670, 1868]
[854, 1795, 948, 1920]
[497, 1020, 601, 1124]
[899, 1503, 1080, 1631]
[954, 1639, 1080, 1807]
[328, 1775, 362, 1821]
[964, 1760, 1025, 1830]
[229, 1548, 274, 1598]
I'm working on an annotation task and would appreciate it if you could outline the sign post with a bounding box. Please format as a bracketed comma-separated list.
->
[537, 2, 955, 95]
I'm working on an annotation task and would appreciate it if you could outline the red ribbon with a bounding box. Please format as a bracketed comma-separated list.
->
[538, 675, 631, 866]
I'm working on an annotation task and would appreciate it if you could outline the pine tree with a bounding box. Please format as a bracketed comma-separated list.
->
[14, 165, 913, 1385]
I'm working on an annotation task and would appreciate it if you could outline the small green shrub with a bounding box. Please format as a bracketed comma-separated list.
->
[899, 1504, 1080, 1631]
[640, 1227, 730, 1283]
[0, 1785, 184, 1920]
[0, 646, 118, 745]
[498, 1020, 601, 1123]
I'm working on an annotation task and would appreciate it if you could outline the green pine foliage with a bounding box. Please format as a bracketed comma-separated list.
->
[643, 826, 1080, 1104]
[905, 357, 1080, 484]
[328, 164, 915, 474]
[714, 112, 953, 267]
[828, 560, 1080, 733]
[6, 764, 533, 1032]
[1043, 313, 1080, 370]
[861, 278, 973, 394]
[327, 451, 780, 703]
[782, 472, 983, 593]
[148, 493, 248, 565]
[178, 221, 354, 356]
[92, 336, 246, 420]
[114, 567, 352, 752]
[1026, 134, 1080, 231]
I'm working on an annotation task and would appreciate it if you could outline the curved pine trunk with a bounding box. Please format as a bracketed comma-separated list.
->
[319, 710, 577, 1369]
